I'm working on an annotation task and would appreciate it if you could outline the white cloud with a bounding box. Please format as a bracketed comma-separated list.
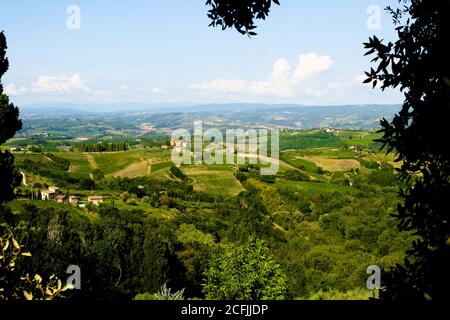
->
[4, 74, 90, 97]
[3, 83, 28, 96]
[189, 79, 247, 93]
[293, 53, 333, 81]
[151, 87, 166, 94]
[303, 87, 328, 98]
[32, 73, 89, 93]
[189, 52, 333, 97]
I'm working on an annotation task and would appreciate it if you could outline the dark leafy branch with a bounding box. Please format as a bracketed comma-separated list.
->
[206, 0, 280, 36]
[364, 0, 450, 301]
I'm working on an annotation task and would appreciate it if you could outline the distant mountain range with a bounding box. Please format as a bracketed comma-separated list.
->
[19, 103, 401, 131]
[21, 103, 401, 116]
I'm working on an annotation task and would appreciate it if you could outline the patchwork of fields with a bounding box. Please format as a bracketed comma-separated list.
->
[51, 148, 174, 179]
[182, 166, 245, 197]
[8, 128, 410, 300]
[12, 130, 393, 199]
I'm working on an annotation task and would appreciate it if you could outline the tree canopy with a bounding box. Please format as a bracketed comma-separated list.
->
[206, 0, 280, 36]
[364, 0, 450, 300]
[203, 238, 288, 300]
[0, 31, 22, 203]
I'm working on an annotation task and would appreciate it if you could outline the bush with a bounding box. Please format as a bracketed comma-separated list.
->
[284, 170, 309, 181]
[134, 283, 185, 300]
[203, 238, 288, 300]
[170, 166, 187, 180]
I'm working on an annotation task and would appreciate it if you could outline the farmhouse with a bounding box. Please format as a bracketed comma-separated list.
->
[41, 190, 56, 201]
[55, 195, 67, 203]
[41, 187, 68, 203]
[68, 196, 79, 205]
[171, 140, 188, 148]
[48, 186, 60, 194]
[324, 127, 340, 134]
[88, 196, 104, 206]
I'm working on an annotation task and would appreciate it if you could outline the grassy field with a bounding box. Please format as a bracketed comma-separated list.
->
[182, 165, 245, 197]
[280, 152, 320, 172]
[275, 179, 355, 196]
[280, 131, 346, 151]
[88, 148, 175, 178]
[150, 162, 173, 173]
[113, 161, 149, 178]
[55, 152, 91, 177]
[91, 151, 142, 176]
[301, 157, 360, 172]
[292, 148, 357, 159]
[13, 153, 51, 164]
[86, 154, 98, 169]
[149, 168, 174, 181]
[338, 131, 383, 146]
[135, 148, 171, 164]
[105, 147, 174, 178]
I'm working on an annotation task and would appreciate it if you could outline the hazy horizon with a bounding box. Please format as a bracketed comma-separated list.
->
[19, 101, 402, 114]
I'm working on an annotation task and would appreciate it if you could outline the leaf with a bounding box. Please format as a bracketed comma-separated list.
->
[2, 240, 9, 251]
[34, 274, 42, 283]
[57, 279, 62, 290]
[63, 283, 75, 291]
[424, 292, 432, 301]
[12, 238, 20, 249]
[45, 287, 53, 296]
[23, 291, 33, 300]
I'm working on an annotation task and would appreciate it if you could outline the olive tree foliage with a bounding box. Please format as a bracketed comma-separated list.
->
[364, 0, 450, 300]
[0, 32, 69, 301]
[0, 31, 22, 203]
[0, 224, 72, 300]
[206, 0, 280, 36]
[203, 238, 288, 300]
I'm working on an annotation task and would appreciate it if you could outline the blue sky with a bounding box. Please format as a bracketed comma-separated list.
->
[0, 0, 403, 107]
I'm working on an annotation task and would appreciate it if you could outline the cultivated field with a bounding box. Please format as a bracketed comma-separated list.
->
[91, 151, 142, 176]
[301, 157, 361, 172]
[112, 161, 149, 178]
[182, 166, 245, 197]
[56, 152, 91, 177]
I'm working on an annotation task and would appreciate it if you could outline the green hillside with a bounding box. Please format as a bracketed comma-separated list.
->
[4, 129, 413, 301]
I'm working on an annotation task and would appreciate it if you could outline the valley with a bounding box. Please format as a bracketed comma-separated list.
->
[2, 109, 414, 299]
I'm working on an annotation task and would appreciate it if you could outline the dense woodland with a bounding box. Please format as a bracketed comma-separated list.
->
[73, 142, 129, 153]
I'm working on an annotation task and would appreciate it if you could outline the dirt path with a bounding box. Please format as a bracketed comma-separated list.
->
[237, 153, 295, 169]
[136, 154, 152, 174]
[20, 171, 27, 186]
[85, 154, 98, 169]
